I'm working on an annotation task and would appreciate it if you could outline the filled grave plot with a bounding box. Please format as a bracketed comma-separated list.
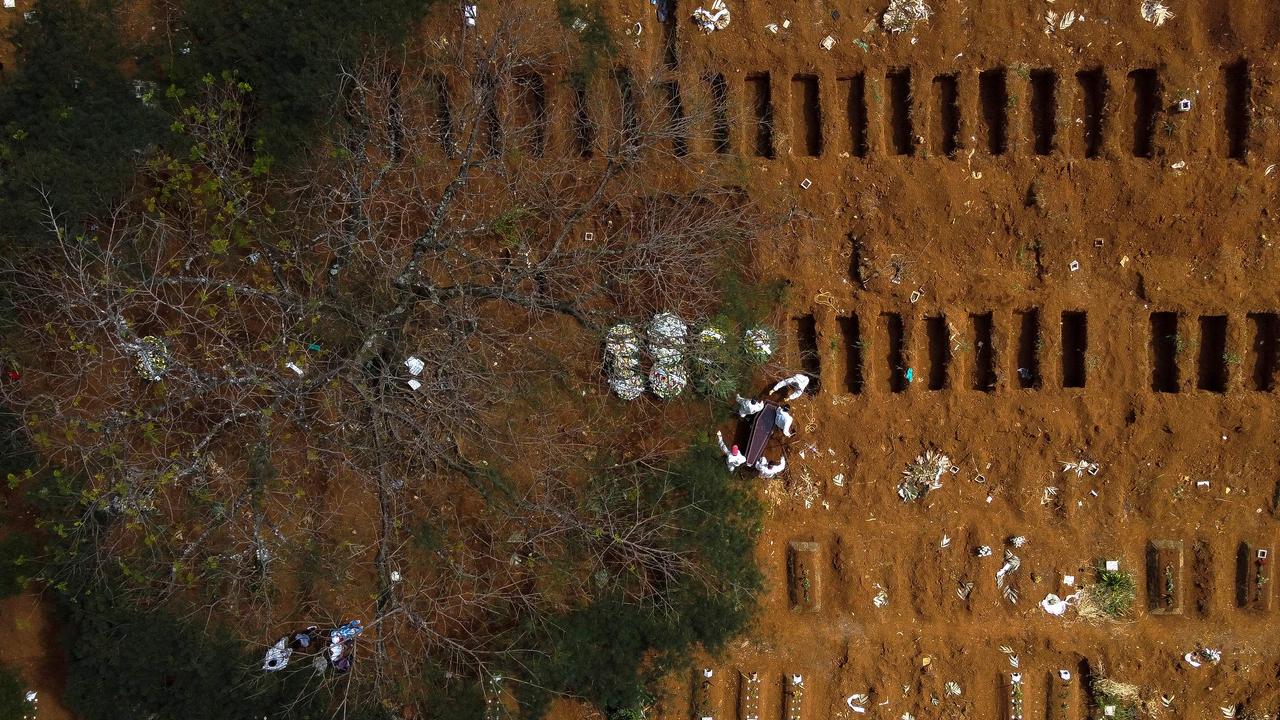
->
[1002, 671, 1026, 720]
[1045, 669, 1078, 720]
[692, 668, 720, 720]
[1237, 541, 1273, 612]
[1147, 540, 1184, 615]
[782, 674, 805, 720]
[737, 671, 760, 720]
[787, 541, 821, 612]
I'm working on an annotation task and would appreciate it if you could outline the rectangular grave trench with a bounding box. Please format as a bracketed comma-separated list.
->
[791, 74, 822, 156]
[838, 74, 868, 157]
[1150, 312, 1179, 393]
[884, 312, 907, 392]
[887, 68, 913, 156]
[1015, 309, 1041, 388]
[707, 72, 731, 154]
[795, 314, 821, 391]
[1197, 315, 1228, 392]
[1061, 311, 1087, 388]
[571, 79, 594, 157]
[932, 73, 959, 156]
[747, 72, 774, 158]
[1236, 540, 1273, 612]
[926, 315, 949, 390]
[972, 312, 996, 391]
[1030, 69, 1057, 155]
[1147, 540, 1184, 614]
[838, 315, 863, 394]
[979, 68, 1008, 155]
[1223, 59, 1250, 160]
[787, 540, 821, 611]
[1247, 312, 1278, 391]
[1129, 68, 1159, 158]
[738, 671, 761, 720]
[1077, 68, 1106, 158]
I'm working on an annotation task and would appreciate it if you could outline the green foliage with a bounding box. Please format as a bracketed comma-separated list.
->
[61, 587, 391, 720]
[0, 0, 166, 245]
[556, 0, 615, 82]
[0, 664, 35, 720]
[175, 0, 434, 158]
[0, 533, 37, 599]
[716, 272, 785, 330]
[519, 445, 761, 719]
[1093, 568, 1136, 618]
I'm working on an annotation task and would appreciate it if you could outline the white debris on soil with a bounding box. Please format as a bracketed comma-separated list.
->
[881, 0, 931, 33]
[1044, 8, 1080, 34]
[1141, 0, 1173, 26]
[872, 585, 889, 607]
[898, 448, 950, 502]
[692, 0, 731, 32]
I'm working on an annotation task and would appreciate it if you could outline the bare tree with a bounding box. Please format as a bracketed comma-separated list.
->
[1, 9, 761, 715]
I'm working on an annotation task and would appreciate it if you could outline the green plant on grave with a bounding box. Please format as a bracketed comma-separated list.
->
[1089, 568, 1136, 619]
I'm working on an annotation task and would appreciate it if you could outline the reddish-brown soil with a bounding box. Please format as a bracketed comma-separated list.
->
[629, 0, 1280, 718]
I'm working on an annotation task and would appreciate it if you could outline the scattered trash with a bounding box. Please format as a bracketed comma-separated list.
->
[976, 546, 993, 558]
[1069, 260, 1081, 272]
[390, 570, 402, 582]
[407, 378, 422, 391]
[800, 177, 813, 189]
[1140, 0, 1174, 27]
[1044, 9, 1080, 33]
[285, 361, 304, 376]
[940, 534, 951, 548]
[996, 549, 1021, 588]
[692, 0, 731, 33]
[832, 473, 845, 487]
[872, 585, 889, 607]
[570, 16, 588, 32]
[135, 336, 171, 381]
[1171, 160, 1187, 170]
[1104, 559, 1120, 572]
[1008, 535, 1027, 548]
[898, 449, 950, 502]
[463, 3, 477, 27]
[1197, 479, 1211, 489]
[1061, 459, 1095, 477]
[956, 580, 974, 599]
[766, 22, 779, 33]
[846, 693, 870, 713]
[1003, 585, 1019, 603]
[944, 681, 961, 697]
[904, 368, 914, 383]
[1160, 694, 1174, 708]
[1040, 592, 1079, 616]
[1176, 98, 1193, 112]
[1221, 706, 1237, 718]
[1063, 574, 1076, 586]
[881, 0, 931, 33]
[1184, 648, 1222, 668]
[404, 356, 424, 376]
[820, 35, 836, 50]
